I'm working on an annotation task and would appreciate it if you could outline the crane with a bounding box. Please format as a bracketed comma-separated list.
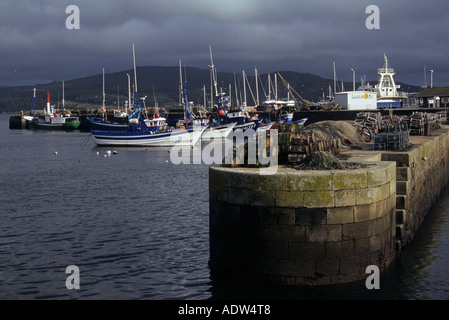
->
[275, 72, 310, 110]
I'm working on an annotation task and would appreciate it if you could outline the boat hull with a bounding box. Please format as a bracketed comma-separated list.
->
[201, 122, 236, 140]
[88, 120, 129, 131]
[36, 121, 80, 130]
[232, 119, 263, 133]
[92, 126, 206, 147]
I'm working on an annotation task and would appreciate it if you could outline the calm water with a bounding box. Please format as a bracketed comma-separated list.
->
[0, 113, 448, 300]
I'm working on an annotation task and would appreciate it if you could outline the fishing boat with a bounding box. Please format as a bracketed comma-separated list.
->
[87, 68, 130, 131]
[201, 122, 236, 140]
[208, 46, 263, 134]
[35, 90, 80, 130]
[92, 116, 205, 147]
[91, 45, 206, 147]
[92, 97, 205, 147]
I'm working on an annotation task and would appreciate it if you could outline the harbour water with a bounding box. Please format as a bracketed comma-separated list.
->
[0, 113, 448, 300]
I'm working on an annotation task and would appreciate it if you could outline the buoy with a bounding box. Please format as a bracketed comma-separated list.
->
[165, 160, 169, 163]
[96, 152, 100, 155]
[113, 150, 118, 154]
[54, 151, 58, 155]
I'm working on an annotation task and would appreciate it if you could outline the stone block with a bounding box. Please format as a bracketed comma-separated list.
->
[227, 187, 250, 205]
[305, 225, 342, 242]
[390, 180, 396, 195]
[354, 237, 370, 254]
[386, 162, 397, 181]
[269, 224, 306, 242]
[287, 171, 333, 191]
[354, 203, 377, 222]
[334, 190, 356, 207]
[355, 186, 382, 205]
[326, 206, 354, 224]
[288, 242, 325, 260]
[333, 170, 368, 190]
[380, 182, 391, 199]
[315, 258, 340, 276]
[261, 207, 296, 225]
[339, 254, 371, 275]
[342, 220, 371, 240]
[247, 172, 288, 192]
[295, 208, 327, 226]
[325, 240, 355, 259]
[276, 191, 304, 208]
[304, 190, 334, 208]
[368, 167, 388, 187]
[250, 190, 276, 207]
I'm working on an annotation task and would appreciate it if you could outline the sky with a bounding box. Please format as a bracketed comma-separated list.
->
[0, 0, 448, 88]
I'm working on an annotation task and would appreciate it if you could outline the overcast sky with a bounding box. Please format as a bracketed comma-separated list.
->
[1, 0, 448, 87]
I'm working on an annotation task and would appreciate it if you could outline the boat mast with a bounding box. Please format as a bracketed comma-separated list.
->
[62, 81, 65, 112]
[233, 73, 239, 107]
[179, 60, 192, 123]
[333, 61, 337, 97]
[203, 85, 206, 109]
[208, 45, 217, 110]
[255, 68, 259, 106]
[127, 73, 131, 112]
[132, 43, 138, 110]
[242, 70, 247, 108]
[102, 68, 105, 111]
[33, 88, 36, 118]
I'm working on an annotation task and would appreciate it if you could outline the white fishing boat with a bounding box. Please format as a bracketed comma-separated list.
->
[201, 122, 236, 140]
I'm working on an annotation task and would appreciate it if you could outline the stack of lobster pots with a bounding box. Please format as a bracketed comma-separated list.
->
[287, 131, 342, 165]
[409, 112, 442, 136]
[374, 122, 410, 151]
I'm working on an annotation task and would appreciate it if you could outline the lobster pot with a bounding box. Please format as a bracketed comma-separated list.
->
[373, 123, 410, 151]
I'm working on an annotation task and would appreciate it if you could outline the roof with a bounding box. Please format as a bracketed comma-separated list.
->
[415, 87, 449, 98]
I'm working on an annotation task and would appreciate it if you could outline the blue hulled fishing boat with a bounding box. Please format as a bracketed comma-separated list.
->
[91, 45, 205, 147]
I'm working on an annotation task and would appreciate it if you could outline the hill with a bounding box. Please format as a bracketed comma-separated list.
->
[0, 66, 421, 113]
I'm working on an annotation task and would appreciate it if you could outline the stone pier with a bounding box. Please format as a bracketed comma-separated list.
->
[209, 124, 449, 286]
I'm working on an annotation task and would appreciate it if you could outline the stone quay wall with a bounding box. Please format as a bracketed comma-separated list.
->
[382, 127, 449, 248]
[209, 162, 397, 286]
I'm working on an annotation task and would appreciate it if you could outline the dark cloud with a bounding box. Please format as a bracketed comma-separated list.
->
[0, 0, 448, 87]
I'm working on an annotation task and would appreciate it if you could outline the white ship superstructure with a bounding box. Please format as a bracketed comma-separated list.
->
[374, 54, 407, 100]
